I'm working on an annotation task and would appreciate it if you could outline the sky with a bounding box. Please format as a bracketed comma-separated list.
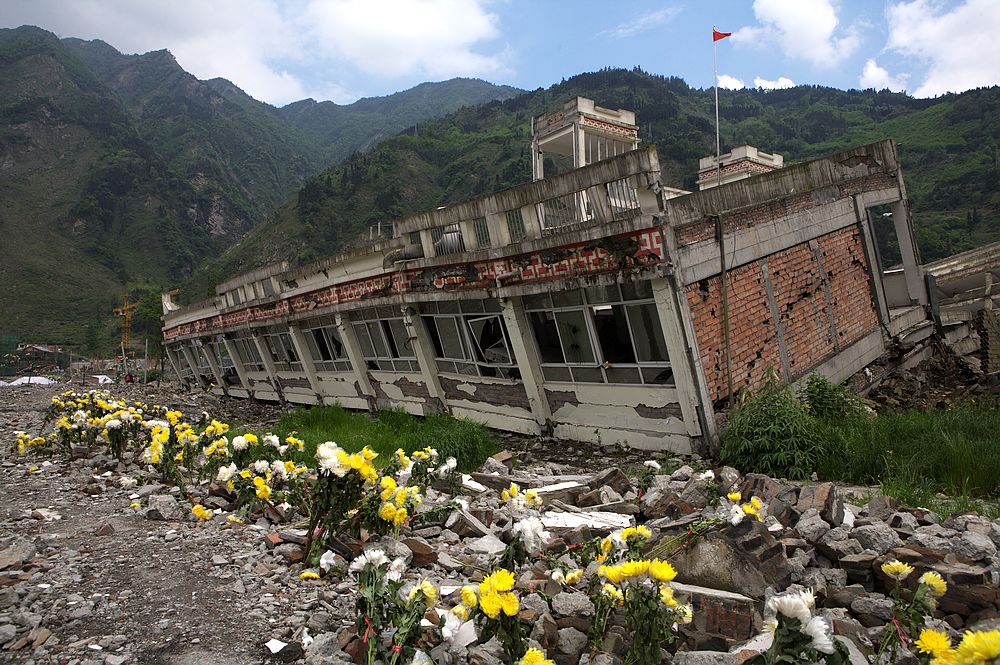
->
[3, 0, 999, 107]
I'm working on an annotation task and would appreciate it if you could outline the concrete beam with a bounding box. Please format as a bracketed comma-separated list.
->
[400, 306, 448, 412]
[287, 324, 325, 405]
[501, 296, 552, 426]
[199, 341, 229, 396]
[221, 337, 251, 393]
[335, 313, 375, 406]
[251, 334, 285, 403]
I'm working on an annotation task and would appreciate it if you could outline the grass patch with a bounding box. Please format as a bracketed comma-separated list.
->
[265, 404, 498, 472]
[723, 374, 1000, 516]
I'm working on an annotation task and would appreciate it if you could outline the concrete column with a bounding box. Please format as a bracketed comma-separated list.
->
[501, 296, 551, 426]
[199, 341, 228, 396]
[531, 136, 542, 181]
[521, 203, 543, 239]
[650, 276, 717, 449]
[179, 345, 206, 390]
[334, 313, 375, 406]
[400, 305, 448, 412]
[288, 324, 325, 405]
[419, 230, 436, 259]
[891, 199, 927, 305]
[221, 337, 251, 393]
[487, 211, 510, 246]
[585, 184, 612, 222]
[251, 333, 285, 402]
[163, 345, 185, 386]
[459, 219, 477, 251]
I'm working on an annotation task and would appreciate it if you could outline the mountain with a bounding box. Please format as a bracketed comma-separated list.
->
[202, 69, 999, 292]
[0, 25, 521, 352]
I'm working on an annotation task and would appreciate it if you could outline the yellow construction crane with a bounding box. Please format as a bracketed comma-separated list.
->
[113, 292, 139, 351]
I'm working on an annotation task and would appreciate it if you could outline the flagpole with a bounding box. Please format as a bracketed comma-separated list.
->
[713, 27, 721, 188]
[713, 26, 735, 404]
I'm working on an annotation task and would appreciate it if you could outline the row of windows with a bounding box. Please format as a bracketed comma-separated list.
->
[178, 285, 672, 386]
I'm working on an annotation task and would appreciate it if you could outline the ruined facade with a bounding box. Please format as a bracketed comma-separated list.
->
[161, 98, 929, 454]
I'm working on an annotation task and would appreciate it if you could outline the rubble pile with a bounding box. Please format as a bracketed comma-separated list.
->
[0, 384, 998, 665]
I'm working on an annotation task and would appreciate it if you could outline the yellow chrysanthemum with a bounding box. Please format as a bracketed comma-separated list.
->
[480, 592, 502, 619]
[727, 491, 742, 502]
[954, 629, 1000, 663]
[451, 604, 470, 621]
[881, 560, 914, 580]
[915, 629, 953, 657]
[649, 559, 677, 583]
[600, 536, 614, 553]
[379, 502, 397, 522]
[500, 592, 519, 617]
[919, 571, 948, 597]
[601, 583, 624, 606]
[191, 504, 213, 521]
[461, 585, 479, 608]
[598, 565, 622, 584]
[393, 508, 408, 526]
[659, 584, 678, 608]
[564, 569, 583, 585]
[299, 571, 320, 580]
[485, 569, 515, 593]
[618, 559, 650, 579]
[518, 647, 554, 665]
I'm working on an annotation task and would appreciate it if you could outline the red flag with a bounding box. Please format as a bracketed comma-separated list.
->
[713, 28, 732, 42]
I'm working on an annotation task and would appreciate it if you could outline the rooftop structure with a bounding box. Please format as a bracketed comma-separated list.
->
[697, 145, 784, 190]
[162, 98, 930, 454]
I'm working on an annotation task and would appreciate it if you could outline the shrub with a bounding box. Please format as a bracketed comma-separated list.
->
[799, 373, 864, 420]
[721, 372, 825, 480]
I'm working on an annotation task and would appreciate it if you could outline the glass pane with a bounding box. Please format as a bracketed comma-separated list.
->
[642, 366, 675, 385]
[628, 304, 669, 363]
[541, 366, 572, 382]
[605, 367, 641, 384]
[592, 305, 636, 364]
[529, 311, 563, 363]
[555, 310, 594, 364]
[585, 284, 620, 304]
[388, 319, 413, 358]
[621, 280, 653, 300]
[434, 317, 466, 360]
[354, 323, 377, 358]
[571, 366, 605, 383]
[523, 293, 551, 310]
[326, 328, 345, 359]
[552, 290, 584, 307]
[467, 316, 510, 364]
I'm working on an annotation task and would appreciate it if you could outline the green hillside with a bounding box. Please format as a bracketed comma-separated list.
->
[202, 69, 999, 290]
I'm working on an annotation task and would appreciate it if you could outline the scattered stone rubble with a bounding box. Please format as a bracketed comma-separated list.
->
[1, 384, 998, 664]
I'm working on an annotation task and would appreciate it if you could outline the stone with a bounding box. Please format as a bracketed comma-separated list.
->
[551, 591, 594, 618]
[274, 543, 304, 564]
[850, 596, 894, 626]
[889, 511, 919, 532]
[587, 467, 632, 495]
[0, 587, 18, 609]
[794, 511, 831, 543]
[953, 532, 997, 562]
[145, 495, 181, 521]
[402, 537, 437, 567]
[445, 510, 492, 538]
[677, 476, 712, 508]
[675, 526, 786, 599]
[467, 535, 505, 555]
[95, 522, 115, 537]
[304, 632, 353, 665]
[529, 611, 559, 651]
[673, 651, 735, 665]
[852, 523, 901, 555]
[640, 487, 695, 520]
[864, 495, 900, 521]
[557, 627, 588, 657]
[0, 538, 36, 566]
[0, 624, 17, 643]
[796, 482, 844, 526]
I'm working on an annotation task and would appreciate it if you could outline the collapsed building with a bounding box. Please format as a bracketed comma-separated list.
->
[161, 97, 934, 455]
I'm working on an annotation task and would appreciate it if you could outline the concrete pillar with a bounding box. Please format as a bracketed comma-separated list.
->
[400, 305, 448, 412]
[179, 345, 206, 390]
[531, 136, 542, 181]
[650, 277, 710, 440]
[459, 218, 477, 251]
[419, 230, 436, 259]
[521, 203, 543, 239]
[891, 199, 927, 305]
[163, 345, 185, 386]
[251, 333, 285, 402]
[200, 341, 228, 396]
[488, 211, 510, 246]
[501, 296, 551, 426]
[221, 337, 251, 393]
[335, 313, 375, 407]
[288, 324, 325, 405]
[585, 184, 612, 221]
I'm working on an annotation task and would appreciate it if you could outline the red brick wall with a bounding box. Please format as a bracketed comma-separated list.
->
[688, 226, 878, 402]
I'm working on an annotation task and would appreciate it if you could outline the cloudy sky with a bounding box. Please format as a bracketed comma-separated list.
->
[3, 0, 999, 106]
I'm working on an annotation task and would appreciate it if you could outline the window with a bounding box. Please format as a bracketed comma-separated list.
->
[169, 345, 195, 379]
[300, 316, 352, 372]
[524, 282, 673, 385]
[505, 208, 526, 241]
[231, 336, 265, 372]
[259, 331, 302, 372]
[422, 300, 517, 378]
[431, 223, 466, 256]
[473, 217, 491, 248]
[350, 309, 419, 372]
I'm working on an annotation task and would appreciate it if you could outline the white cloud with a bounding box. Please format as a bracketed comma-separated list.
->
[755, 76, 796, 90]
[599, 7, 682, 39]
[886, 0, 1000, 97]
[733, 0, 860, 66]
[716, 74, 745, 90]
[1, 0, 507, 105]
[859, 59, 908, 92]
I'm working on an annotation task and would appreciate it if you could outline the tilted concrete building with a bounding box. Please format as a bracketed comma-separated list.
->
[161, 98, 930, 455]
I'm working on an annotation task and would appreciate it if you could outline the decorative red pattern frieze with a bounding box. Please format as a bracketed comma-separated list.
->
[163, 228, 666, 340]
[580, 116, 639, 138]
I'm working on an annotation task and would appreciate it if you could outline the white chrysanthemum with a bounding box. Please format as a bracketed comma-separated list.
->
[349, 549, 389, 573]
[144, 419, 168, 430]
[766, 592, 812, 626]
[512, 516, 551, 552]
[270, 460, 287, 479]
[216, 463, 238, 483]
[799, 588, 816, 609]
[118, 476, 137, 489]
[727, 503, 745, 525]
[803, 615, 835, 654]
[644, 460, 661, 470]
[263, 433, 279, 448]
[442, 611, 463, 643]
[319, 550, 338, 573]
[231, 435, 248, 451]
[72, 410, 88, 424]
[252, 460, 270, 474]
[316, 441, 348, 477]
[386, 557, 406, 582]
[105, 419, 122, 429]
[550, 569, 566, 584]
[696, 470, 715, 481]
[120, 411, 135, 424]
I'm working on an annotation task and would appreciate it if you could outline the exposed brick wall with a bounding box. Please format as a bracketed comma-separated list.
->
[688, 225, 878, 402]
[439, 377, 532, 411]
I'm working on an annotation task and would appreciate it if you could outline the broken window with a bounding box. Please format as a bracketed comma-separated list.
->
[473, 217, 491, 248]
[505, 208, 526, 241]
[301, 321, 352, 372]
[424, 307, 517, 379]
[350, 309, 419, 373]
[260, 330, 302, 372]
[231, 336, 265, 373]
[525, 282, 673, 385]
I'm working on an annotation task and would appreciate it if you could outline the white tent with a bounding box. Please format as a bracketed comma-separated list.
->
[9, 376, 57, 385]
